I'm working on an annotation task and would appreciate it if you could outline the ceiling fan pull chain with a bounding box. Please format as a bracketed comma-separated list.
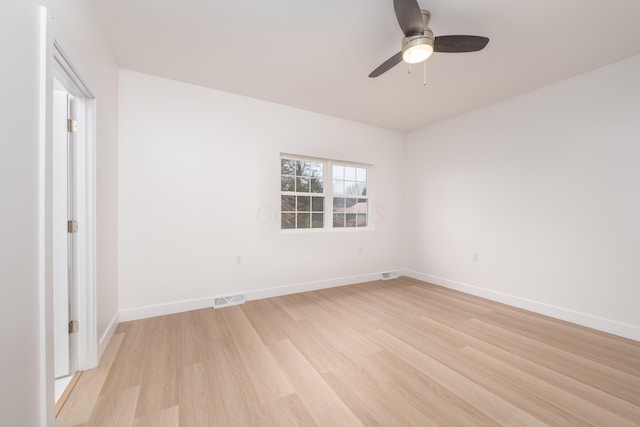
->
[408, 63, 412, 74]
[423, 61, 427, 86]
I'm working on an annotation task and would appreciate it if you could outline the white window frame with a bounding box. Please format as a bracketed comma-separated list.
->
[280, 154, 373, 232]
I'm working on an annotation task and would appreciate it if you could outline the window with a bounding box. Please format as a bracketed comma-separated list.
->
[280, 158, 325, 229]
[281, 155, 370, 230]
[331, 164, 368, 228]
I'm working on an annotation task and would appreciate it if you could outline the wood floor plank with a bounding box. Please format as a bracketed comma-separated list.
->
[369, 328, 547, 426]
[240, 297, 291, 345]
[133, 316, 180, 417]
[459, 345, 639, 426]
[98, 320, 149, 397]
[418, 314, 640, 424]
[133, 405, 179, 427]
[268, 339, 363, 426]
[219, 305, 294, 405]
[478, 309, 640, 375]
[376, 321, 588, 424]
[369, 350, 502, 427]
[278, 318, 346, 373]
[260, 393, 317, 427]
[55, 333, 125, 425]
[81, 385, 139, 427]
[57, 278, 640, 426]
[177, 361, 222, 426]
[461, 317, 640, 405]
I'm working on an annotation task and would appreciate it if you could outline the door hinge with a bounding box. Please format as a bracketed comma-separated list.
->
[69, 320, 79, 334]
[68, 220, 78, 233]
[67, 118, 78, 133]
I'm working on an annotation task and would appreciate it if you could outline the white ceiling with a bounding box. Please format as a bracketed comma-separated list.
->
[95, 0, 640, 132]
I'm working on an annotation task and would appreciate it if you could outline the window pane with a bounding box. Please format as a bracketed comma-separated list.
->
[357, 199, 368, 213]
[356, 213, 367, 227]
[310, 177, 324, 193]
[356, 167, 366, 182]
[299, 160, 314, 177]
[345, 198, 358, 209]
[311, 197, 324, 212]
[356, 182, 367, 196]
[333, 213, 345, 228]
[333, 197, 346, 210]
[281, 175, 294, 191]
[297, 196, 310, 212]
[297, 213, 310, 228]
[281, 195, 295, 212]
[332, 165, 344, 179]
[296, 177, 309, 192]
[345, 213, 357, 227]
[344, 166, 356, 181]
[312, 213, 324, 228]
[308, 162, 323, 178]
[281, 213, 295, 229]
[344, 181, 358, 195]
[332, 180, 344, 195]
[281, 158, 296, 175]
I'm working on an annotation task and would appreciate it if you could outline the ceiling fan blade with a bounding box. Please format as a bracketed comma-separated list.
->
[369, 52, 403, 78]
[393, 0, 424, 36]
[434, 35, 489, 53]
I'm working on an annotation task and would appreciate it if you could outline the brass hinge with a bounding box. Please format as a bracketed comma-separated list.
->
[68, 220, 78, 233]
[67, 118, 78, 133]
[69, 320, 79, 334]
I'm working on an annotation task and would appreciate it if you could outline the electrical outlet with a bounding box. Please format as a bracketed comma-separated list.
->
[236, 256, 242, 264]
[473, 253, 479, 262]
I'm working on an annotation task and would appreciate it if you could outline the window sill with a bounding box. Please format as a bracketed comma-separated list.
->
[280, 226, 375, 234]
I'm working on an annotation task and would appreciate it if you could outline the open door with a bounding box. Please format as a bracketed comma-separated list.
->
[52, 83, 75, 379]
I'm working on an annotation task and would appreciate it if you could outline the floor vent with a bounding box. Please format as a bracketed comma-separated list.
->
[381, 271, 399, 280]
[213, 294, 246, 309]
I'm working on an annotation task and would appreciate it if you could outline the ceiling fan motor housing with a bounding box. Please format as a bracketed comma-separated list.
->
[401, 9, 434, 64]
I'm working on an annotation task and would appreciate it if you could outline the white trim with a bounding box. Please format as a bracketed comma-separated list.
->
[246, 272, 382, 301]
[403, 270, 640, 342]
[53, 42, 94, 98]
[38, 6, 55, 426]
[119, 272, 385, 322]
[98, 312, 120, 358]
[119, 297, 214, 322]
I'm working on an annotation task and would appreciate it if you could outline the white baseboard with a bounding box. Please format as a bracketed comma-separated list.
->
[119, 296, 214, 322]
[118, 271, 387, 322]
[403, 269, 640, 342]
[98, 312, 120, 359]
[245, 272, 384, 301]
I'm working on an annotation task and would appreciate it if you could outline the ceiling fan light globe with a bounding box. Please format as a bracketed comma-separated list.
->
[403, 44, 433, 64]
[401, 32, 434, 64]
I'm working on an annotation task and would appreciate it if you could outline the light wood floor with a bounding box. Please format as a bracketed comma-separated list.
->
[57, 277, 640, 426]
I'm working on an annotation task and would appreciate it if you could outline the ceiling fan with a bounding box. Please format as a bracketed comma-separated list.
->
[369, 0, 489, 78]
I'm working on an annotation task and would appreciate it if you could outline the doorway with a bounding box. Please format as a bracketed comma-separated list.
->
[51, 41, 98, 406]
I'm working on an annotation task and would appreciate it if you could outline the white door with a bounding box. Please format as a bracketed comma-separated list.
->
[53, 87, 73, 378]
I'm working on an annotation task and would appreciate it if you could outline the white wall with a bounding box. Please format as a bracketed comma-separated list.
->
[118, 70, 405, 314]
[47, 0, 120, 351]
[0, 2, 43, 425]
[0, 1, 118, 424]
[405, 54, 640, 338]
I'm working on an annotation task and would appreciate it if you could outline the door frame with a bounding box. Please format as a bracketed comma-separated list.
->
[51, 40, 98, 371]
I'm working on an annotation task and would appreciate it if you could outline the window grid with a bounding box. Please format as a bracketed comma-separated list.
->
[281, 156, 370, 230]
[281, 158, 325, 230]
